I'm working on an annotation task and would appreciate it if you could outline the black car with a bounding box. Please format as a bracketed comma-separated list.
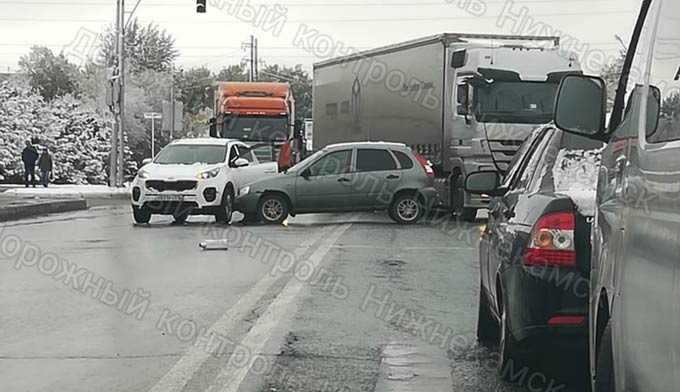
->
[466, 125, 603, 378]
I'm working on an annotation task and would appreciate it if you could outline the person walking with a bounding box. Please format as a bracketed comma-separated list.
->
[37, 148, 53, 188]
[21, 140, 38, 188]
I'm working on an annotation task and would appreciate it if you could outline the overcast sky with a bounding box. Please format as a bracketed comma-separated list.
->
[0, 0, 641, 74]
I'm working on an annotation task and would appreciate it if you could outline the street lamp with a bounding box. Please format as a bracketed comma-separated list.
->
[143, 112, 163, 159]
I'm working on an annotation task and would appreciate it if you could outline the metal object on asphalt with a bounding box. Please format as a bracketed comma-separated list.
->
[199, 239, 229, 250]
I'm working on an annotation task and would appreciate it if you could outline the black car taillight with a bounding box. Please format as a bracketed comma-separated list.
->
[132, 187, 141, 202]
[411, 151, 434, 179]
[523, 212, 576, 267]
[203, 187, 217, 202]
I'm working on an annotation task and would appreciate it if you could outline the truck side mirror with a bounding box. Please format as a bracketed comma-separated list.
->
[554, 75, 607, 141]
[209, 118, 217, 138]
[294, 119, 304, 141]
[451, 49, 467, 69]
[457, 84, 470, 116]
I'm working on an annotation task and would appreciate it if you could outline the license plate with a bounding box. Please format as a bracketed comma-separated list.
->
[148, 194, 184, 202]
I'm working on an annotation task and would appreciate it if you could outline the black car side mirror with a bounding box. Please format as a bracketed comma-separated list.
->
[465, 171, 505, 196]
[554, 75, 607, 141]
[301, 168, 311, 179]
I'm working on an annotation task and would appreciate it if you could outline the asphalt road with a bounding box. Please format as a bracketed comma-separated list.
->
[0, 206, 587, 392]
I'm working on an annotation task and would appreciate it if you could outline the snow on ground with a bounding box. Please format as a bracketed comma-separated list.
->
[4, 184, 130, 199]
[552, 148, 603, 216]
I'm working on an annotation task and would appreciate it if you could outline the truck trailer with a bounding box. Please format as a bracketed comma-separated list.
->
[312, 33, 582, 220]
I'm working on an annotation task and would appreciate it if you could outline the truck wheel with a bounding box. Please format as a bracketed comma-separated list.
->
[215, 188, 234, 224]
[258, 194, 289, 225]
[389, 193, 423, 224]
[453, 175, 477, 222]
[595, 322, 615, 392]
[477, 284, 499, 345]
[132, 206, 151, 224]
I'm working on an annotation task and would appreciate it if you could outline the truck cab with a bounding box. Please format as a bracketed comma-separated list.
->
[445, 41, 582, 220]
[209, 82, 296, 162]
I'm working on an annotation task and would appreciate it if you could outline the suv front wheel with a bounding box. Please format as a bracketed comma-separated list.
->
[215, 188, 234, 224]
[132, 206, 152, 224]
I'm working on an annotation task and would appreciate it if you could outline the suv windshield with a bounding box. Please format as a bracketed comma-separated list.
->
[220, 115, 289, 141]
[154, 145, 226, 165]
[475, 81, 558, 124]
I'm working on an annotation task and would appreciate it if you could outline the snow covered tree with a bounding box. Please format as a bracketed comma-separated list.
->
[0, 79, 136, 184]
[99, 19, 178, 74]
[19, 46, 82, 101]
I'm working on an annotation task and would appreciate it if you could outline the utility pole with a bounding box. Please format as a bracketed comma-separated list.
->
[249, 35, 255, 82]
[170, 68, 175, 140]
[254, 37, 258, 81]
[109, 0, 121, 187]
[117, 0, 126, 186]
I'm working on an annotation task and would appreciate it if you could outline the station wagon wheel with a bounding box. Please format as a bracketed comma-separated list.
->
[389, 193, 423, 224]
[258, 194, 289, 225]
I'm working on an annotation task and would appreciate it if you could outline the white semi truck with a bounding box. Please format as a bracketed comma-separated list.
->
[312, 33, 581, 220]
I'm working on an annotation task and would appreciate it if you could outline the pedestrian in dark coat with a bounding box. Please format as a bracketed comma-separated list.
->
[38, 148, 53, 188]
[21, 140, 38, 187]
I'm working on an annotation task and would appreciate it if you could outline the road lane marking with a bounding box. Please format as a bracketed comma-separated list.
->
[332, 245, 476, 250]
[147, 225, 334, 392]
[205, 223, 353, 392]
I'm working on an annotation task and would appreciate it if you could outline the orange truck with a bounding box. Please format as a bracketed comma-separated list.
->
[209, 82, 303, 164]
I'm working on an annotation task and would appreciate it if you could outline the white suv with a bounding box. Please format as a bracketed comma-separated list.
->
[130, 138, 276, 224]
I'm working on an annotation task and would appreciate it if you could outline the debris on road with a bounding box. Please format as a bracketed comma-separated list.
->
[199, 239, 229, 250]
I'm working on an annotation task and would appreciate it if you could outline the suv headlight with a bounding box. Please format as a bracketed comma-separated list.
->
[196, 167, 221, 180]
[137, 169, 150, 179]
[238, 186, 250, 197]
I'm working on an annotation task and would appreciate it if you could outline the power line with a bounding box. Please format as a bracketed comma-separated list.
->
[0, 0, 629, 5]
[0, 42, 626, 50]
[0, 10, 638, 23]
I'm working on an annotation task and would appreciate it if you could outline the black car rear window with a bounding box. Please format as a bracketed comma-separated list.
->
[356, 149, 397, 172]
[392, 150, 414, 170]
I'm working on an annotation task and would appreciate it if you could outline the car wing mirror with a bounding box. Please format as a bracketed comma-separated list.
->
[645, 85, 662, 138]
[233, 158, 249, 168]
[142, 158, 152, 166]
[465, 170, 502, 196]
[554, 75, 608, 141]
[301, 168, 311, 179]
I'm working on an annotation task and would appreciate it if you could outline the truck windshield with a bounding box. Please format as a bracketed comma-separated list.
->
[221, 115, 289, 142]
[474, 81, 558, 124]
[154, 145, 227, 165]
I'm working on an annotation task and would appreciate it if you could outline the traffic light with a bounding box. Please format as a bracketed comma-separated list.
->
[196, 0, 206, 13]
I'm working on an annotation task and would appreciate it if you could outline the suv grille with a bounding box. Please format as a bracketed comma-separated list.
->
[146, 180, 197, 192]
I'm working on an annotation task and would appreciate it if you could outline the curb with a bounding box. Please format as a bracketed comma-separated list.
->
[3, 191, 130, 200]
[0, 199, 88, 222]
